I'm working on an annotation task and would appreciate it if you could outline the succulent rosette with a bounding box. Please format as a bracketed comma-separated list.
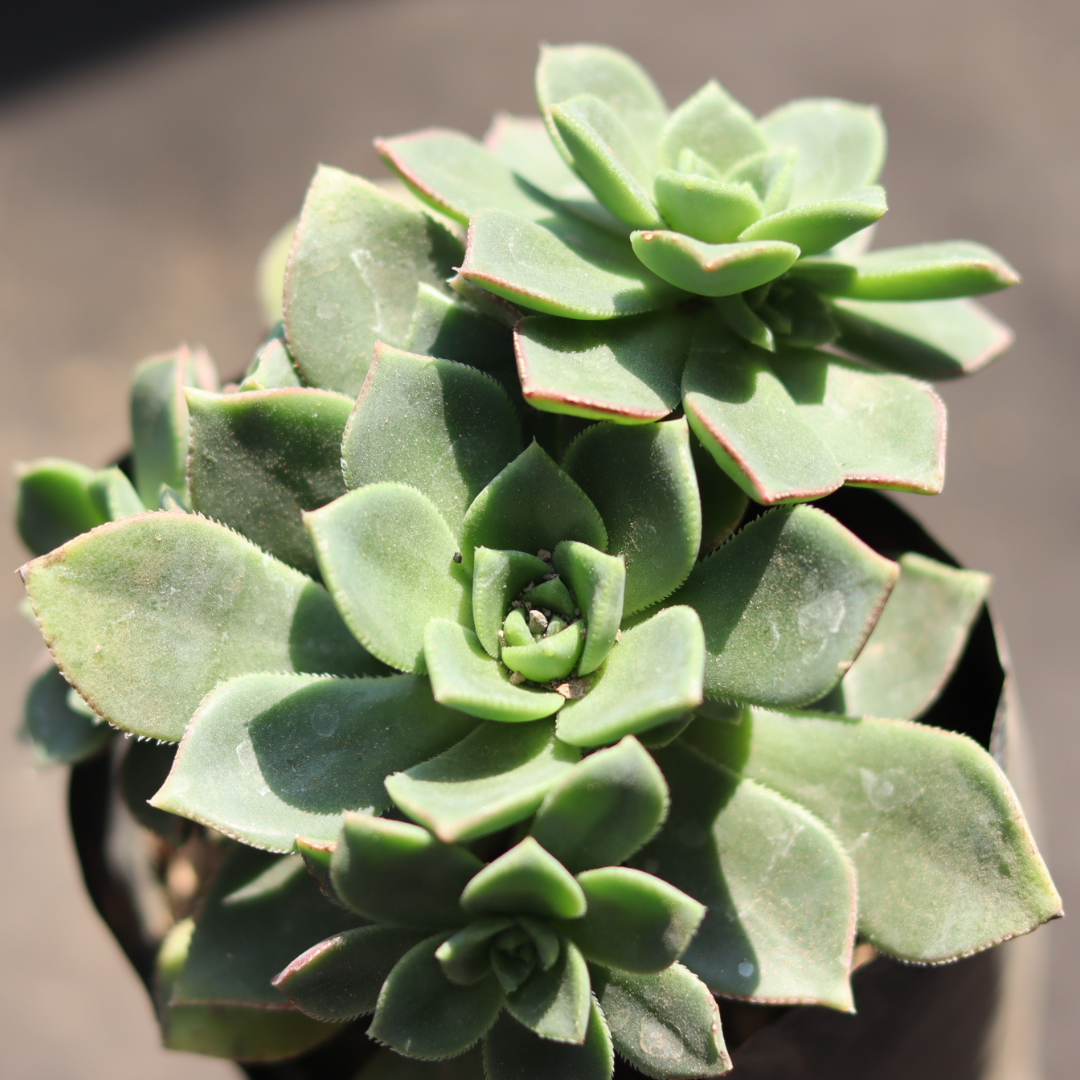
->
[14, 40, 1060, 1079]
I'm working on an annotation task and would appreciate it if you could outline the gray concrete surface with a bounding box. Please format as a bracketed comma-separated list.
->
[0, 0, 1076, 1075]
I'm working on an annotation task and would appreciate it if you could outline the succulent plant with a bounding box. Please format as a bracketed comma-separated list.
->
[15, 41, 1059, 1080]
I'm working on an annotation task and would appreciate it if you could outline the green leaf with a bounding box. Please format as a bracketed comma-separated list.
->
[631, 230, 799, 297]
[563, 868, 705, 974]
[658, 80, 768, 176]
[331, 814, 482, 928]
[284, 166, 460, 396]
[377, 129, 554, 225]
[831, 297, 1014, 379]
[761, 98, 886, 206]
[131, 346, 217, 506]
[172, 847, 363, 1009]
[120, 739, 188, 844]
[826, 553, 991, 721]
[437, 917, 514, 985]
[549, 95, 663, 230]
[22, 665, 111, 766]
[690, 432, 749, 555]
[738, 187, 887, 257]
[669, 505, 896, 707]
[484, 998, 614, 1080]
[552, 542, 625, 675]
[531, 736, 668, 874]
[295, 837, 341, 907]
[386, 719, 579, 843]
[256, 219, 297, 329]
[22, 512, 374, 741]
[404, 283, 516, 376]
[515, 311, 690, 423]
[506, 939, 591, 1043]
[654, 170, 764, 244]
[714, 293, 775, 350]
[187, 387, 352, 576]
[306, 484, 471, 674]
[157, 917, 337, 1062]
[801, 241, 1020, 301]
[88, 466, 145, 521]
[762, 277, 839, 348]
[341, 346, 520, 535]
[461, 837, 587, 920]
[503, 621, 586, 682]
[461, 209, 684, 319]
[564, 419, 700, 614]
[527, 577, 576, 618]
[460, 442, 607, 573]
[556, 606, 705, 748]
[152, 673, 477, 851]
[240, 335, 303, 391]
[472, 548, 550, 658]
[690, 707, 1062, 962]
[370, 934, 503, 1059]
[424, 621, 567, 723]
[592, 963, 730, 1079]
[537, 43, 668, 166]
[726, 148, 797, 215]
[273, 925, 427, 1020]
[16, 459, 108, 555]
[640, 742, 856, 1010]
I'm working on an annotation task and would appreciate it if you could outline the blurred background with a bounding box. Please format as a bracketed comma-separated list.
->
[1, 0, 1076, 1076]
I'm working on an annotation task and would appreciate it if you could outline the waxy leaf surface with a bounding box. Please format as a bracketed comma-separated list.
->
[187, 388, 352, 576]
[16, 459, 108, 556]
[461, 837, 587, 920]
[472, 548, 550, 658]
[653, 170, 764, 244]
[658, 80, 768, 176]
[386, 719, 579, 843]
[738, 187, 887, 256]
[154, 673, 477, 851]
[23, 665, 111, 766]
[553, 541, 625, 674]
[404, 284, 516, 377]
[23, 512, 374, 741]
[505, 939, 591, 1043]
[668, 505, 896, 707]
[484, 1000, 614, 1080]
[690, 708, 1062, 962]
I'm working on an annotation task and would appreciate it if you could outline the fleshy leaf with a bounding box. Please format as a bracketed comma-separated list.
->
[653, 170, 764, 244]
[825, 553, 991, 721]
[658, 80, 769, 176]
[437, 918, 513, 985]
[556, 606, 705, 748]
[369, 934, 503, 1059]
[631, 230, 799, 297]
[800, 241, 1020, 301]
[274, 926, 428, 1020]
[306, 484, 471, 674]
[240, 334, 303, 391]
[256, 219, 297, 329]
[172, 847, 363, 1009]
[515, 311, 691, 423]
[16, 459, 108, 556]
[461, 837, 588, 919]
[564, 419, 701, 614]
[690, 708, 1063, 962]
[152, 673, 477, 851]
[187, 388, 352, 576]
[592, 963, 730, 1079]
[424, 621, 567, 723]
[88, 466, 145, 521]
[726, 148, 797, 215]
[284, 166, 460, 396]
[526, 577, 576, 618]
[503, 621, 585, 682]
[22, 665, 111, 766]
[377, 129, 554, 225]
[831, 297, 1014, 379]
[552, 541, 625, 675]
[295, 838, 342, 907]
[460, 442, 607, 572]
[531, 736, 668, 873]
[341, 345, 520, 534]
[120, 739, 187, 844]
[461, 209, 684, 319]
[738, 187, 887, 257]
[537, 43, 668, 166]
[563, 868, 705, 973]
[131, 346, 217, 507]
[404, 284, 516, 376]
[761, 98, 886, 206]
[386, 719, 579, 843]
[548, 95, 663, 230]
[22, 512, 375, 741]
[331, 814, 481, 928]
[472, 548, 550, 658]
[484, 998, 614, 1080]
[506, 939, 591, 1043]
[690, 433, 749, 555]
[639, 742, 856, 1009]
[669, 505, 896, 707]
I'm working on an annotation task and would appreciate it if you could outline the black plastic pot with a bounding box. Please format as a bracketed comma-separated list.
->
[67, 487, 1041, 1080]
